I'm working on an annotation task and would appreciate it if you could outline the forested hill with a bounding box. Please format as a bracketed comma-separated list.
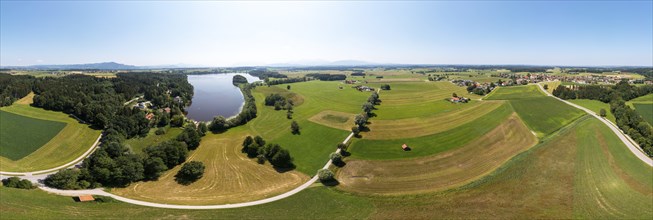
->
[0, 72, 194, 138]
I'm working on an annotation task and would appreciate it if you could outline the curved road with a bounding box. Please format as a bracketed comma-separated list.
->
[2, 132, 355, 209]
[536, 83, 653, 166]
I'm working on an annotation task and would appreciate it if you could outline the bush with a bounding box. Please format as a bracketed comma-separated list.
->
[381, 84, 391, 90]
[44, 169, 82, 190]
[155, 128, 166, 135]
[318, 169, 335, 182]
[256, 154, 266, 164]
[175, 161, 205, 184]
[1, 177, 35, 189]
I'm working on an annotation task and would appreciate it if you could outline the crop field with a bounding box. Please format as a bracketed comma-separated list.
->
[0, 97, 101, 172]
[485, 85, 546, 100]
[349, 102, 514, 160]
[0, 110, 66, 160]
[0, 187, 374, 219]
[124, 126, 184, 153]
[365, 101, 503, 140]
[510, 97, 585, 137]
[338, 114, 537, 195]
[633, 103, 653, 125]
[112, 127, 310, 205]
[367, 117, 653, 219]
[569, 99, 616, 123]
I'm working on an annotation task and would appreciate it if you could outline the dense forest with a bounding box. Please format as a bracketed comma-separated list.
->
[248, 69, 288, 79]
[29, 73, 193, 138]
[0, 74, 35, 107]
[553, 81, 653, 156]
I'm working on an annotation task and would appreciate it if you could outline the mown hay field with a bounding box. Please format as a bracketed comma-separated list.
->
[338, 114, 537, 195]
[367, 117, 653, 219]
[112, 127, 310, 205]
[349, 102, 514, 160]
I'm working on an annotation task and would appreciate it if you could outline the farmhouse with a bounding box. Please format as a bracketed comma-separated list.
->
[401, 144, 411, 151]
[145, 112, 155, 121]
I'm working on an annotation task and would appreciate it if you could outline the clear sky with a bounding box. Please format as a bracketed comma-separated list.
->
[1, 1, 652, 67]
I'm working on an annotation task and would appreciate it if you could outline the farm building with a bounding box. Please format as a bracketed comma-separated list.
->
[145, 113, 155, 121]
[75, 195, 95, 202]
[401, 144, 411, 151]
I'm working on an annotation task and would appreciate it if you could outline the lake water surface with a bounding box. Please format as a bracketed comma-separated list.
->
[185, 73, 260, 122]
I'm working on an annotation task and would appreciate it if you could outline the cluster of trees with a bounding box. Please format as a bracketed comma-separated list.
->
[248, 69, 288, 79]
[305, 73, 347, 81]
[264, 93, 294, 111]
[44, 124, 207, 189]
[0, 74, 35, 107]
[466, 83, 494, 96]
[350, 72, 365, 76]
[552, 81, 653, 156]
[241, 136, 294, 169]
[380, 84, 391, 90]
[1, 177, 35, 189]
[28, 73, 193, 138]
[266, 77, 306, 85]
[427, 75, 447, 81]
[232, 75, 248, 85]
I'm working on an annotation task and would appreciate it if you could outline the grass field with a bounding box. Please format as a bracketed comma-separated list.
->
[633, 103, 653, 125]
[307, 110, 356, 131]
[112, 126, 309, 205]
[247, 81, 369, 175]
[0, 96, 101, 172]
[365, 101, 503, 140]
[510, 97, 585, 137]
[338, 114, 537, 195]
[348, 102, 514, 160]
[0, 186, 373, 219]
[485, 85, 546, 100]
[0, 110, 66, 160]
[124, 126, 184, 153]
[366, 117, 653, 219]
[569, 99, 617, 123]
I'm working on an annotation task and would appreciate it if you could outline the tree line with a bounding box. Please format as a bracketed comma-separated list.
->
[0, 74, 35, 107]
[552, 81, 653, 156]
[305, 73, 347, 81]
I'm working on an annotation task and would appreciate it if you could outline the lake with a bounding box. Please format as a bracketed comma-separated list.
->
[185, 73, 260, 122]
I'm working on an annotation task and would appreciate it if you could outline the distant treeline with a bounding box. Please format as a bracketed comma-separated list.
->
[553, 81, 653, 156]
[248, 70, 288, 79]
[306, 73, 347, 81]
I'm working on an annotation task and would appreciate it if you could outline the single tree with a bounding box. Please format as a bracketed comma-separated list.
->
[287, 85, 291, 90]
[317, 169, 335, 182]
[291, 121, 300, 134]
[210, 116, 227, 132]
[351, 126, 360, 136]
[170, 115, 185, 127]
[198, 122, 208, 136]
[362, 102, 374, 114]
[354, 114, 368, 129]
[600, 108, 607, 117]
[330, 152, 343, 165]
[543, 84, 549, 90]
[175, 161, 205, 184]
[452, 92, 458, 97]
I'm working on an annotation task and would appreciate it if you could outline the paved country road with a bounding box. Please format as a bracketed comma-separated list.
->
[1, 132, 355, 209]
[536, 83, 653, 167]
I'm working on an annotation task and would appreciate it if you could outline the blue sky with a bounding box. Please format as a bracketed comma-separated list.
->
[1, 1, 652, 66]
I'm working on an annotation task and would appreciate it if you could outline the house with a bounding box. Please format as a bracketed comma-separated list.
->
[163, 107, 171, 113]
[76, 195, 95, 202]
[401, 144, 411, 151]
[173, 96, 183, 104]
[145, 113, 155, 121]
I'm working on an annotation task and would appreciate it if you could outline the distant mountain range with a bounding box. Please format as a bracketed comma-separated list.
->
[267, 59, 383, 67]
[0, 62, 212, 70]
